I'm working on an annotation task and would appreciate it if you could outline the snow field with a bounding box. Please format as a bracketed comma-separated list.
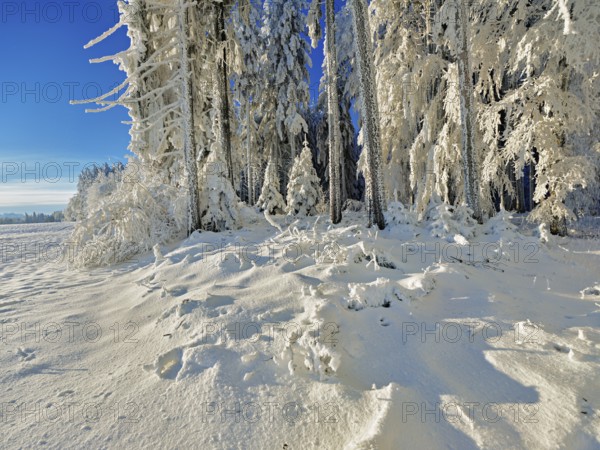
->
[0, 210, 599, 448]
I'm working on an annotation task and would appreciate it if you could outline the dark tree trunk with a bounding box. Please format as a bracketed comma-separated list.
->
[214, 1, 234, 185]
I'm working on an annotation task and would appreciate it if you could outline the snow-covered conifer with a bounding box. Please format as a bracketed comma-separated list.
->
[232, 1, 264, 206]
[261, 0, 311, 166]
[200, 150, 240, 232]
[212, 0, 236, 185]
[257, 157, 286, 215]
[286, 138, 324, 216]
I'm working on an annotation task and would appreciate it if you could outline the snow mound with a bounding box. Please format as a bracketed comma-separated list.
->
[346, 278, 406, 310]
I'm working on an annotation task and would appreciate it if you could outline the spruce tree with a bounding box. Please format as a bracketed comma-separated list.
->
[286, 138, 324, 216]
[258, 156, 286, 215]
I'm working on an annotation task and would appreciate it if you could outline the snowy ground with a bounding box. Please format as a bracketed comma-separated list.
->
[1, 208, 599, 449]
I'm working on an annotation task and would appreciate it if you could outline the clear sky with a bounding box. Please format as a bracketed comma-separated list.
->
[0, 1, 334, 215]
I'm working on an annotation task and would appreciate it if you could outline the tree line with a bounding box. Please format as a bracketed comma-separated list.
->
[68, 0, 600, 266]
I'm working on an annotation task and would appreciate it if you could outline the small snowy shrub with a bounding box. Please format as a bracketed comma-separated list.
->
[426, 203, 477, 240]
[480, 209, 520, 236]
[385, 202, 417, 226]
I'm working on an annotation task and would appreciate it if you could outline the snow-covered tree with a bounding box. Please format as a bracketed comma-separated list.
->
[325, 0, 343, 224]
[455, 0, 482, 222]
[307, 0, 322, 48]
[177, 0, 202, 232]
[371, 0, 435, 209]
[69, 0, 246, 265]
[503, 0, 600, 234]
[350, 0, 386, 229]
[372, 0, 491, 220]
[73, 0, 207, 233]
[257, 156, 286, 215]
[232, 0, 264, 206]
[286, 138, 324, 216]
[200, 149, 241, 231]
[64, 163, 125, 221]
[69, 157, 188, 267]
[212, 0, 236, 185]
[333, 4, 362, 203]
[309, 0, 342, 223]
[371, 0, 600, 232]
[261, 0, 311, 171]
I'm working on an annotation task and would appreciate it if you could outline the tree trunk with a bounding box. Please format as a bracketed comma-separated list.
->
[350, 0, 386, 229]
[516, 166, 526, 213]
[326, 0, 342, 224]
[214, 1, 234, 185]
[246, 101, 254, 205]
[178, 0, 201, 233]
[456, 0, 482, 222]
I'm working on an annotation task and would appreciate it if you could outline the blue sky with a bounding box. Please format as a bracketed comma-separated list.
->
[0, 1, 332, 214]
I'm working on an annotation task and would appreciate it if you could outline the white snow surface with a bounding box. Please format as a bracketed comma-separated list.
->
[1, 212, 599, 449]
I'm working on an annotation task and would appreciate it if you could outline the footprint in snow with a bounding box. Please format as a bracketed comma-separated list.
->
[177, 299, 202, 317]
[144, 348, 183, 380]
